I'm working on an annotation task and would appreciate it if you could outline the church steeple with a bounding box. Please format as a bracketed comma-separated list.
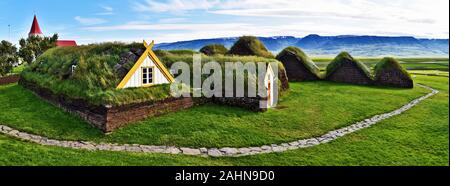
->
[29, 15, 43, 37]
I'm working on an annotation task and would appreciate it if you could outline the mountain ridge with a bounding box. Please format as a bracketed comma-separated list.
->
[154, 34, 449, 57]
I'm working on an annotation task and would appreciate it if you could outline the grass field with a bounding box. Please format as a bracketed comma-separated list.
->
[1, 56, 449, 165]
[313, 57, 449, 71]
[0, 74, 447, 165]
[0, 80, 427, 148]
[409, 70, 449, 77]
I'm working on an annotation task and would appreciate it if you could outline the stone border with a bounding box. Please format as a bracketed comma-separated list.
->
[0, 84, 439, 157]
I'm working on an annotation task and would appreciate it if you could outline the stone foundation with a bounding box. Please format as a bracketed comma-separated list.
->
[0, 74, 20, 85]
[19, 78, 194, 133]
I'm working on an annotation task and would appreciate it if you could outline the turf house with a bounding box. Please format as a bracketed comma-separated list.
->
[374, 57, 414, 88]
[199, 44, 228, 56]
[227, 36, 274, 58]
[325, 52, 373, 85]
[19, 39, 287, 132]
[276, 46, 321, 81]
[224, 36, 289, 90]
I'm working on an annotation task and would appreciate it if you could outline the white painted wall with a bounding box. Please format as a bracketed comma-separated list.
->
[123, 56, 170, 88]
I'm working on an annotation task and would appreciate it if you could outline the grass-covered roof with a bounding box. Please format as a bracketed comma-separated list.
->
[147, 50, 287, 95]
[227, 36, 274, 58]
[26, 42, 144, 90]
[200, 44, 228, 56]
[276, 46, 321, 77]
[325, 52, 372, 78]
[374, 57, 411, 79]
[21, 42, 285, 106]
[21, 42, 173, 106]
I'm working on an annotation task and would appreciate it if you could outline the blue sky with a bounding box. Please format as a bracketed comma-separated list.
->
[0, 0, 448, 45]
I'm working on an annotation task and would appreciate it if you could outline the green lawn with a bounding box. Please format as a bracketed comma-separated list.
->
[410, 70, 449, 77]
[313, 57, 449, 71]
[0, 74, 447, 166]
[11, 64, 26, 74]
[0, 79, 428, 148]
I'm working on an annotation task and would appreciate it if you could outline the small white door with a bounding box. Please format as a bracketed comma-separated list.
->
[267, 74, 274, 108]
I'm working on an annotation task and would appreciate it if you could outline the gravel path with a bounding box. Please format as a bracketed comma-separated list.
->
[0, 84, 439, 157]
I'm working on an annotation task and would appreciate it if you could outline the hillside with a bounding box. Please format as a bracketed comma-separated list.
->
[154, 35, 449, 57]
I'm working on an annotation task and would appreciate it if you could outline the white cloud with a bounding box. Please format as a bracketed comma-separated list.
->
[84, 22, 250, 32]
[133, 0, 219, 13]
[210, 0, 448, 25]
[74, 16, 107, 25]
[97, 5, 114, 15]
[102, 5, 113, 12]
[83, 17, 448, 43]
[158, 17, 188, 23]
[128, 0, 449, 39]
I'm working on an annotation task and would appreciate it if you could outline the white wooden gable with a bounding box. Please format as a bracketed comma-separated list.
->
[117, 40, 174, 89]
[122, 56, 170, 88]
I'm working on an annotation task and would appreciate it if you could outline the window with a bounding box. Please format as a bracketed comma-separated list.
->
[142, 67, 153, 85]
[71, 65, 77, 74]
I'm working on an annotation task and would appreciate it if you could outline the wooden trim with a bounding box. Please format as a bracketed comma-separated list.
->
[148, 49, 175, 82]
[116, 48, 150, 89]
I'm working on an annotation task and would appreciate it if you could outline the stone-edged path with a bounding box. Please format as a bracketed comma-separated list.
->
[0, 84, 439, 157]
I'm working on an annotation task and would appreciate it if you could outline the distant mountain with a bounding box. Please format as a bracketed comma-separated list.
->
[154, 35, 449, 57]
[155, 37, 238, 51]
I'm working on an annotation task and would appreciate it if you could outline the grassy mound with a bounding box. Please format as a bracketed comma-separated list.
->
[374, 57, 411, 78]
[227, 36, 274, 58]
[276, 46, 321, 78]
[325, 52, 372, 78]
[199, 44, 228, 56]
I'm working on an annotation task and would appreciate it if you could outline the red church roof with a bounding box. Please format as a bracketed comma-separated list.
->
[29, 15, 43, 36]
[56, 40, 78, 47]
